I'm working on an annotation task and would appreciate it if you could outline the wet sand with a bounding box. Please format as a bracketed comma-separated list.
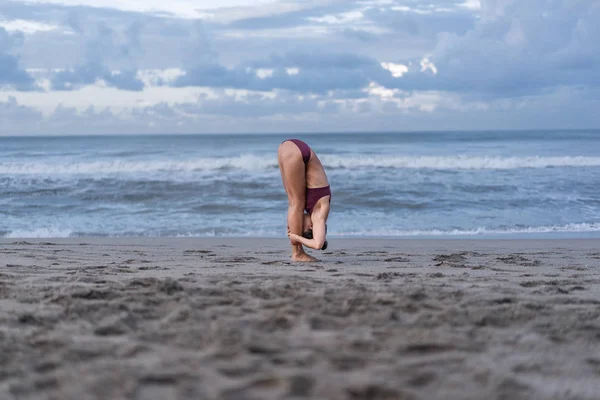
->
[1, 238, 599, 400]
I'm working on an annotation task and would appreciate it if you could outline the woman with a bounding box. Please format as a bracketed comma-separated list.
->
[278, 138, 331, 262]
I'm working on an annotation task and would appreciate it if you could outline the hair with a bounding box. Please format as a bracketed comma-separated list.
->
[302, 228, 328, 250]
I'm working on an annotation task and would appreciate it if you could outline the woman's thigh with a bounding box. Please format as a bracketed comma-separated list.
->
[278, 141, 306, 205]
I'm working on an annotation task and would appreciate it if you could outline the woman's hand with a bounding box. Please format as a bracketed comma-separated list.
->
[287, 228, 300, 244]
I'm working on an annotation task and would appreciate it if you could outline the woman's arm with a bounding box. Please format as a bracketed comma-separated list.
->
[289, 219, 326, 250]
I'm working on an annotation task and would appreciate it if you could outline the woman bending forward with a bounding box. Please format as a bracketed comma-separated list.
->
[278, 139, 331, 262]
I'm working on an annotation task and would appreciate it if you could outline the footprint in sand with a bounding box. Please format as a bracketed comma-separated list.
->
[216, 256, 259, 263]
[261, 261, 291, 266]
[376, 272, 401, 280]
[358, 251, 389, 256]
[407, 371, 438, 388]
[433, 253, 467, 263]
[384, 256, 410, 262]
[138, 266, 164, 271]
[184, 250, 213, 254]
[403, 343, 454, 354]
[497, 255, 541, 266]
[346, 385, 408, 400]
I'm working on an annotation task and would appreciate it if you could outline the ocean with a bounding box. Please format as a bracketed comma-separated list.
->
[1, 130, 600, 239]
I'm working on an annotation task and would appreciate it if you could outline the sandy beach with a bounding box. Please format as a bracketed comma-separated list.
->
[1, 238, 599, 399]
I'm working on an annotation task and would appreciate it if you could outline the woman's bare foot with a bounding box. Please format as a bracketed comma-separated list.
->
[291, 252, 319, 262]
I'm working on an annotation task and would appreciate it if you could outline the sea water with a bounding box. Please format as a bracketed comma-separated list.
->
[2, 130, 599, 239]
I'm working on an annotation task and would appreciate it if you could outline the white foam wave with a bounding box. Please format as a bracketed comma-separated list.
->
[5, 227, 74, 238]
[5, 223, 599, 239]
[320, 155, 600, 170]
[2, 155, 600, 175]
[0, 155, 275, 175]
[335, 223, 600, 237]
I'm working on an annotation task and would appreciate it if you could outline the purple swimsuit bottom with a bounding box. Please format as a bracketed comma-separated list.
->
[305, 185, 331, 215]
[287, 139, 311, 164]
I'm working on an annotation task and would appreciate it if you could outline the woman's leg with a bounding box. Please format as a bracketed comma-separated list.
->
[278, 141, 317, 262]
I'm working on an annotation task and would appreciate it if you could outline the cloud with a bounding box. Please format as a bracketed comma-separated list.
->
[0, 97, 43, 131]
[381, 62, 408, 77]
[225, 2, 353, 29]
[50, 19, 145, 91]
[0, 28, 37, 90]
[175, 64, 369, 94]
[174, 51, 397, 94]
[0, 90, 337, 135]
[52, 67, 144, 91]
[179, 91, 340, 118]
[387, 0, 600, 97]
[11, 0, 211, 19]
[3, 84, 600, 136]
[0, 19, 60, 34]
[361, 2, 476, 37]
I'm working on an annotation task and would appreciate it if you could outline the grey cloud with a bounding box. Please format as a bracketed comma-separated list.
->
[0, 92, 339, 135]
[250, 51, 378, 69]
[175, 51, 392, 94]
[2, 0, 442, 74]
[3, 85, 600, 136]
[0, 53, 36, 90]
[226, 1, 353, 30]
[180, 21, 217, 67]
[0, 28, 37, 90]
[177, 92, 339, 117]
[52, 63, 144, 91]
[175, 64, 371, 94]
[224, 0, 475, 36]
[121, 21, 144, 58]
[325, 89, 368, 99]
[206, 0, 478, 67]
[1, 1, 217, 71]
[362, 5, 476, 37]
[385, 0, 600, 97]
[1, 2, 149, 87]
[0, 97, 43, 134]
[341, 29, 379, 42]
[132, 102, 180, 119]
[65, 9, 84, 34]
[0, 28, 24, 52]
[50, 19, 145, 91]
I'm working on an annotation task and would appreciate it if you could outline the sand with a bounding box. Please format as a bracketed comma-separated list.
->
[1, 237, 599, 400]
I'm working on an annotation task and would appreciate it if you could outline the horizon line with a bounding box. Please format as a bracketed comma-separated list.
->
[1, 128, 599, 139]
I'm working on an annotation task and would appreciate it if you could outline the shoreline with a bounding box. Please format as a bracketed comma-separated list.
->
[3, 236, 600, 252]
[3, 236, 599, 242]
[3, 232, 600, 242]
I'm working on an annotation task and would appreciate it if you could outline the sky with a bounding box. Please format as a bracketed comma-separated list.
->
[0, 0, 599, 135]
